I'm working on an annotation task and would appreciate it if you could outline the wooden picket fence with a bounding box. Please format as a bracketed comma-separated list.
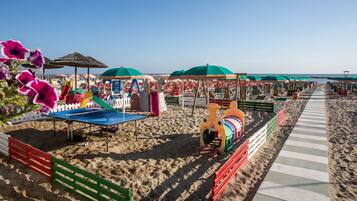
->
[248, 124, 267, 160]
[8, 137, 52, 179]
[0, 133, 132, 201]
[0, 132, 9, 156]
[165, 96, 180, 105]
[52, 157, 132, 201]
[211, 108, 286, 200]
[211, 140, 249, 201]
[237, 101, 275, 112]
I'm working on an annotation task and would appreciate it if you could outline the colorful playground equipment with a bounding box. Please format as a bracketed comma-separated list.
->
[200, 101, 245, 153]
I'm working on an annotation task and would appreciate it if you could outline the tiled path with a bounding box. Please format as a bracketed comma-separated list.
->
[253, 87, 330, 201]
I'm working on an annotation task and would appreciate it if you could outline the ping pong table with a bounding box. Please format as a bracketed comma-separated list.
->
[47, 108, 146, 151]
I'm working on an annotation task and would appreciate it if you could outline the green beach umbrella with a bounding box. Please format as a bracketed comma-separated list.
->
[261, 75, 289, 82]
[100, 66, 144, 80]
[182, 64, 236, 79]
[169, 70, 185, 79]
[247, 75, 262, 81]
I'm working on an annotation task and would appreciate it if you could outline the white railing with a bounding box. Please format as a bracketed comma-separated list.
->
[247, 124, 267, 159]
[0, 132, 9, 156]
[178, 97, 206, 107]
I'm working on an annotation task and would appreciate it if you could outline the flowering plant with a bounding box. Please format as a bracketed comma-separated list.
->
[0, 40, 58, 125]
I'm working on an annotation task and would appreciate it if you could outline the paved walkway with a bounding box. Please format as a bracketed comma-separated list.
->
[254, 87, 330, 201]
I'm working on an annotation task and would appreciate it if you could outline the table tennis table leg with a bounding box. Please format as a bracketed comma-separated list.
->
[106, 125, 109, 152]
[135, 120, 138, 140]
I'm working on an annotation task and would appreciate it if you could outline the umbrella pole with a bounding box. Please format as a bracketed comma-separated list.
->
[235, 74, 239, 101]
[74, 67, 78, 90]
[182, 80, 185, 109]
[191, 80, 200, 116]
[87, 67, 90, 89]
[202, 80, 208, 105]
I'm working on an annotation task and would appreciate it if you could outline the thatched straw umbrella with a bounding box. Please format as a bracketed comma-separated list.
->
[52, 52, 107, 90]
[22, 57, 64, 79]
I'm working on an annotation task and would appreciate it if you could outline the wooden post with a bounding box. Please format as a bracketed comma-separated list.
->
[74, 67, 78, 90]
[235, 74, 239, 101]
[202, 80, 208, 105]
[182, 80, 185, 109]
[87, 67, 90, 89]
[191, 80, 200, 116]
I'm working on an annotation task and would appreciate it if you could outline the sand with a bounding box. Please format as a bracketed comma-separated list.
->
[0, 91, 316, 201]
[325, 87, 357, 201]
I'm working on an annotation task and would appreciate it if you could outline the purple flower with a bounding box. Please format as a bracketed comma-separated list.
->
[1, 40, 29, 59]
[0, 58, 11, 65]
[15, 70, 36, 96]
[0, 63, 9, 80]
[28, 79, 58, 109]
[27, 49, 44, 69]
[16, 70, 36, 86]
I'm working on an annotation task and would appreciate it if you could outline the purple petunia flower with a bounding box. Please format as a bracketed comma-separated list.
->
[15, 70, 36, 96]
[28, 79, 58, 109]
[27, 49, 44, 69]
[0, 58, 11, 65]
[0, 63, 9, 80]
[1, 40, 29, 60]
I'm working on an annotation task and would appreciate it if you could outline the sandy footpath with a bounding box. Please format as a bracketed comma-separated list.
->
[325, 87, 357, 201]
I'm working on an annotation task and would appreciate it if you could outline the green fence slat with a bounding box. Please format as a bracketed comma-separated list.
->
[72, 180, 100, 200]
[97, 177, 130, 196]
[52, 157, 132, 201]
[53, 172, 75, 190]
[98, 185, 129, 201]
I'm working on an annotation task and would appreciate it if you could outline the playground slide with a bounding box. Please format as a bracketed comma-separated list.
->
[92, 96, 116, 111]
[150, 91, 159, 116]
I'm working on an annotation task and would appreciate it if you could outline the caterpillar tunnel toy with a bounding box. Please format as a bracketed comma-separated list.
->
[200, 101, 245, 153]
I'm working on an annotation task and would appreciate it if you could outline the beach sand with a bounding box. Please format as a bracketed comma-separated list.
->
[0, 91, 316, 201]
[0, 105, 266, 200]
[220, 89, 314, 201]
[325, 87, 357, 201]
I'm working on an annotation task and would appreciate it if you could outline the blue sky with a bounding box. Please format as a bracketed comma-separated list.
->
[1, 0, 356, 74]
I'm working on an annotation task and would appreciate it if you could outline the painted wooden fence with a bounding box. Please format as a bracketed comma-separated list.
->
[165, 96, 180, 105]
[248, 124, 267, 160]
[267, 115, 278, 137]
[211, 140, 249, 201]
[0, 132, 9, 156]
[211, 108, 286, 200]
[178, 97, 206, 107]
[8, 137, 52, 179]
[237, 101, 275, 112]
[52, 157, 132, 201]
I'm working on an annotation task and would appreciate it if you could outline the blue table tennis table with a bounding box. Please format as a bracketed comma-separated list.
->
[47, 108, 146, 151]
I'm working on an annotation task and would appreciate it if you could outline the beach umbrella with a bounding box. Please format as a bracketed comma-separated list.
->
[179, 64, 238, 115]
[22, 57, 64, 79]
[100, 66, 144, 80]
[182, 64, 236, 79]
[247, 75, 262, 81]
[52, 52, 107, 90]
[261, 75, 289, 82]
[169, 70, 185, 79]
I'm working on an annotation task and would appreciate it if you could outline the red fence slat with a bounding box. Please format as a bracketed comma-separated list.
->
[211, 140, 249, 201]
[9, 137, 52, 179]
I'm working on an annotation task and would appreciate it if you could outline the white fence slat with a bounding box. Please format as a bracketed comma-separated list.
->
[0, 132, 9, 156]
[248, 124, 267, 159]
